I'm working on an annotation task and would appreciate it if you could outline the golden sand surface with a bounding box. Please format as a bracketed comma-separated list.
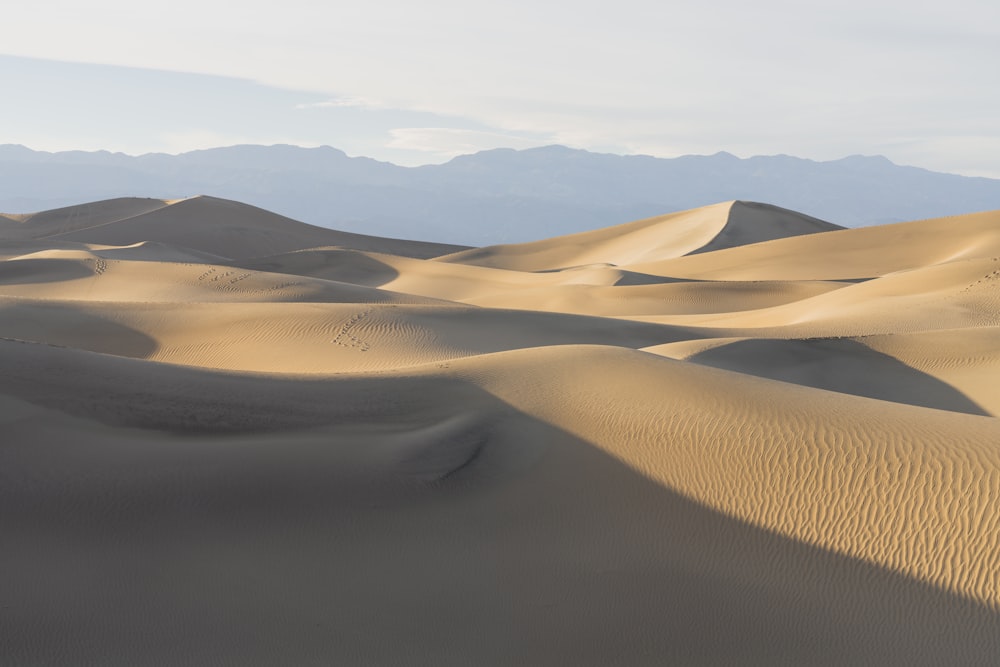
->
[2, 196, 999, 664]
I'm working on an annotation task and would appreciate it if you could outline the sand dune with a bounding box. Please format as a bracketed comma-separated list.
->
[0, 297, 687, 373]
[438, 200, 843, 271]
[5, 195, 467, 259]
[0, 196, 173, 238]
[626, 254, 1000, 336]
[465, 278, 847, 316]
[628, 208, 1000, 281]
[235, 246, 671, 305]
[2, 196, 999, 664]
[0, 251, 448, 307]
[645, 334, 996, 415]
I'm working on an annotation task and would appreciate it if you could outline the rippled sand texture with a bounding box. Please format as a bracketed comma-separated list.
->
[2, 196, 1000, 665]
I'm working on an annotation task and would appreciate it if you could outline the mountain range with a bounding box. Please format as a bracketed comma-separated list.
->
[3, 143, 1000, 245]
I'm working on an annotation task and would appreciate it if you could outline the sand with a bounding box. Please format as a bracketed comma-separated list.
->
[2, 195, 999, 665]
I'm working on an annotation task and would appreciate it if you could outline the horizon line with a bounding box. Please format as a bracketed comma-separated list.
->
[0, 141, 916, 170]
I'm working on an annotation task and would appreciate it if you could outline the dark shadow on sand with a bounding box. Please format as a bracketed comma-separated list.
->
[688, 337, 991, 416]
[0, 301, 158, 359]
[0, 258, 95, 285]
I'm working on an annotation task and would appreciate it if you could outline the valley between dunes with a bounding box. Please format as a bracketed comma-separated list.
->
[2, 195, 1000, 664]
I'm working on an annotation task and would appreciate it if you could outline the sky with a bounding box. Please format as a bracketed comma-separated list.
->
[3, 0, 1000, 176]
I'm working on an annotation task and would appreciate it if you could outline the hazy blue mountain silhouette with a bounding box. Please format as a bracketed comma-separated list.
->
[3, 144, 1000, 245]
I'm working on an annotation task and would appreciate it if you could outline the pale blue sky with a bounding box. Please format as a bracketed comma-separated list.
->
[4, 1, 999, 176]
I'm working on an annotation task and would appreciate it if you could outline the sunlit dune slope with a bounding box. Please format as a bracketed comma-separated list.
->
[465, 278, 847, 315]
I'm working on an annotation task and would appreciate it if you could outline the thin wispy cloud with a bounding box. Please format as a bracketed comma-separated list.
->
[295, 96, 386, 111]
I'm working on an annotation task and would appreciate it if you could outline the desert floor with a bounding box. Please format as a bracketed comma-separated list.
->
[2, 196, 1000, 665]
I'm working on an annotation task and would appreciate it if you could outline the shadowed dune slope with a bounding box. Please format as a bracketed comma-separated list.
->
[3, 195, 467, 260]
[0, 196, 172, 237]
[646, 336, 993, 416]
[2, 196, 1000, 664]
[691, 200, 844, 254]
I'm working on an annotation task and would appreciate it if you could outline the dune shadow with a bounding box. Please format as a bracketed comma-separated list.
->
[1, 345, 998, 664]
[0, 258, 96, 285]
[404, 308, 700, 353]
[613, 270, 697, 286]
[0, 300, 158, 359]
[531, 265, 696, 285]
[688, 337, 992, 416]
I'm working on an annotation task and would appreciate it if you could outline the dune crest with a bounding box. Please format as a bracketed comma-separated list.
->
[2, 195, 999, 664]
[437, 200, 843, 271]
[2, 195, 468, 260]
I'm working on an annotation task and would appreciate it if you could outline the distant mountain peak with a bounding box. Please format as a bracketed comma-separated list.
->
[833, 154, 895, 166]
